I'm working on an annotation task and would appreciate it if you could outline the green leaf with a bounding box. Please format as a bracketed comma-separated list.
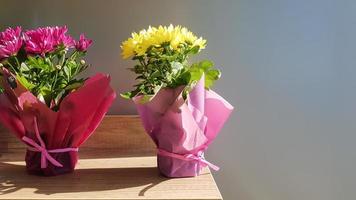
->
[205, 69, 221, 88]
[136, 94, 155, 104]
[150, 70, 161, 79]
[16, 75, 35, 90]
[120, 92, 132, 99]
[188, 60, 221, 89]
[26, 56, 52, 72]
[38, 87, 52, 106]
[171, 69, 190, 87]
[65, 81, 84, 91]
[54, 89, 65, 105]
[63, 65, 70, 78]
[189, 67, 204, 83]
[20, 63, 30, 72]
[189, 46, 200, 55]
[133, 64, 144, 73]
[200, 60, 214, 71]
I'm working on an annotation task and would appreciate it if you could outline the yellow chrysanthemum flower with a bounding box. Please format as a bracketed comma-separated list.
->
[121, 24, 207, 59]
[121, 38, 135, 59]
[194, 37, 207, 50]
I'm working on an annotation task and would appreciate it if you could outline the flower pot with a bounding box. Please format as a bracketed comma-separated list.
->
[0, 70, 116, 176]
[134, 75, 233, 177]
[25, 150, 78, 176]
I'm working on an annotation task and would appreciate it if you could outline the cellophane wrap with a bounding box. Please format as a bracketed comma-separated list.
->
[0, 69, 116, 176]
[133, 75, 233, 177]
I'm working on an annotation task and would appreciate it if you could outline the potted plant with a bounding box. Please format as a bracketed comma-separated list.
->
[121, 25, 233, 177]
[0, 26, 116, 176]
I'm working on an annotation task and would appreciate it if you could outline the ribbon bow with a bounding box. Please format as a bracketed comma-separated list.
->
[157, 148, 220, 171]
[22, 117, 79, 169]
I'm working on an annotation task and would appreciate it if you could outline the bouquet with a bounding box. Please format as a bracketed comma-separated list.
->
[0, 26, 116, 176]
[121, 25, 233, 177]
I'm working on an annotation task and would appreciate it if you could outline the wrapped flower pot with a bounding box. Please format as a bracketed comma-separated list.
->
[0, 26, 116, 176]
[121, 25, 233, 177]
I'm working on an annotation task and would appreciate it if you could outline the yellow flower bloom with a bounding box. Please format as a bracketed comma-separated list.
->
[121, 38, 135, 59]
[120, 24, 207, 59]
[194, 37, 207, 49]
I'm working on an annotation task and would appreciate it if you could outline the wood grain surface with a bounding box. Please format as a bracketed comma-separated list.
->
[0, 115, 222, 200]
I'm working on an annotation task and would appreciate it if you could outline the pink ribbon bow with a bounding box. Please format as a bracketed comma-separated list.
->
[157, 148, 220, 171]
[22, 117, 79, 169]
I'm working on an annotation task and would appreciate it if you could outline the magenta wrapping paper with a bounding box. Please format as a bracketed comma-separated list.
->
[133, 75, 234, 177]
[0, 69, 116, 176]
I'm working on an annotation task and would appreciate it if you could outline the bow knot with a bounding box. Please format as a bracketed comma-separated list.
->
[157, 149, 220, 171]
[22, 117, 79, 169]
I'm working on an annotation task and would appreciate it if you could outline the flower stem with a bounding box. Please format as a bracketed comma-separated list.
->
[6, 60, 17, 74]
[14, 57, 22, 75]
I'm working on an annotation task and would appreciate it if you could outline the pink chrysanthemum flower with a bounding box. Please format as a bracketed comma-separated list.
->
[24, 27, 55, 56]
[0, 26, 23, 60]
[51, 26, 74, 48]
[75, 34, 92, 52]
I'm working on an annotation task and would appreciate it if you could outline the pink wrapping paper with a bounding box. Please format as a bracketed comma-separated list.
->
[133, 75, 234, 177]
[0, 69, 116, 176]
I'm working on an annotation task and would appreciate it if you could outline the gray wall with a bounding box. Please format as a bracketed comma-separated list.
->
[1, 0, 355, 199]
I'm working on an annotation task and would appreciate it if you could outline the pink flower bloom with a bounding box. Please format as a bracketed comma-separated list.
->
[51, 26, 74, 48]
[24, 27, 55, 56]
[75, 34, 92, 52]
[0, 26, 23, 60]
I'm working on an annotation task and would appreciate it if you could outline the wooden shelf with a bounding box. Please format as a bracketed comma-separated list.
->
[0, 116, 222, 200]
